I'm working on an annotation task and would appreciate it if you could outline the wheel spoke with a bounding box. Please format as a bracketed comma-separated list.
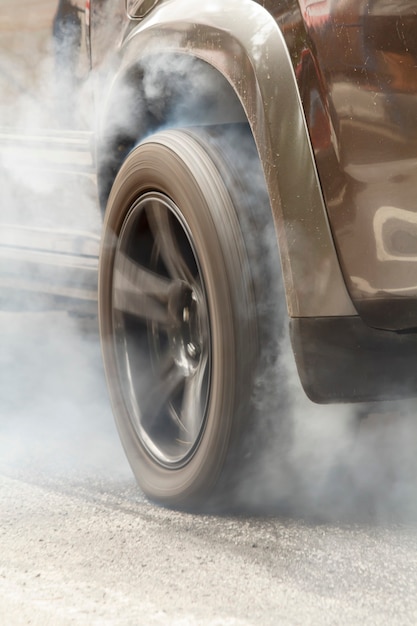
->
[179, 351, 209, 442]
[113, 250, 172, 325]
[146, 199, 195, 284]
[141, 352, 185, 429]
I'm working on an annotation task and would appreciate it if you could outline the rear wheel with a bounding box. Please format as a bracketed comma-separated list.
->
[99, 127, 283, 507]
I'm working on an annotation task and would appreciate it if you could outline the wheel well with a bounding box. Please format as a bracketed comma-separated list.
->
[96, 54, 248, 212]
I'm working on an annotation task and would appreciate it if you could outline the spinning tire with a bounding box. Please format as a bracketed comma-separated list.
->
[99, 127, 281, 507]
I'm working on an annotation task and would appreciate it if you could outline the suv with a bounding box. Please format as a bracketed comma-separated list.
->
[1, 0, 417, 507]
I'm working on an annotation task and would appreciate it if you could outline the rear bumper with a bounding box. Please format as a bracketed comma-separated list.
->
[291, 316, 417, 403]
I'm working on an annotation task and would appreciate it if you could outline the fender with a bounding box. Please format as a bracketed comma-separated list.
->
[96, 0, 356, 319]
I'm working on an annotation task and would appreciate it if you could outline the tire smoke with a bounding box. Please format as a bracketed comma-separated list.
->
[236, 328, 417, 523]
[1, 2, 417, 524]
[0, 1, 130, 485]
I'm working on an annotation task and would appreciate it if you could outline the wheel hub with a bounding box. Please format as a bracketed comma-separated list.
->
[167, 281, 202, 377]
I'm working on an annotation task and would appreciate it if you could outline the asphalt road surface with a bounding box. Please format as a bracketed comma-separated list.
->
[1, 310, 417, 625]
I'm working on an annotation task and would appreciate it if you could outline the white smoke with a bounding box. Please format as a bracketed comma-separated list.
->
[236, 328, 417, 523]
[1, 2, 416, 524]
[0, 2, 130, 484]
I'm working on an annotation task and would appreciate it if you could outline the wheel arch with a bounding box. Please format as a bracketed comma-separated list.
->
[97, 0, 355, 318]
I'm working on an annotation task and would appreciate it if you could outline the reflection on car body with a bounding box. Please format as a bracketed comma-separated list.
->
[1, 0, 417, 508]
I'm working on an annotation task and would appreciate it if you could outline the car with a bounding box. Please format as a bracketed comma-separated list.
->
[1, 0, 417, 508]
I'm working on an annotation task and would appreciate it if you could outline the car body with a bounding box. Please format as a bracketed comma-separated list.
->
[1, 0, 417, 506]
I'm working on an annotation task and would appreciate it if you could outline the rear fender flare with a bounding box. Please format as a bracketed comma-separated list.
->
[99, 0, 356, 318]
